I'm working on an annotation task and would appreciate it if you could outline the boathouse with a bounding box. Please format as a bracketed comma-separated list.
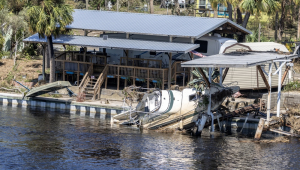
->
[23, 9, 251, 100]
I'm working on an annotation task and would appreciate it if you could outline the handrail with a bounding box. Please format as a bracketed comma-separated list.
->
[107, 64, 168, 71]
[120, 57, 162, 68]
[92, 65, 109, 100]
[79, 65, 93, 92]
[54, 52, 67, 59]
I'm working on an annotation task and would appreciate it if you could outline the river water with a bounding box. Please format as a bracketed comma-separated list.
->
[0, 106, 300, 169]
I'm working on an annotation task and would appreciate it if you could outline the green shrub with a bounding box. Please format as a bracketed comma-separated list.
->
[284, 81, 300, 91]
[0, 34, 4, 59]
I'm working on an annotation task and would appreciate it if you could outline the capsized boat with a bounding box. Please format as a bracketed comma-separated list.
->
[113, 84, 239, 131]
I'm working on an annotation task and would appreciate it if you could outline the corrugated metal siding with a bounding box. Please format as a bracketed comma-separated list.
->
[66, 9, 251, 38]
[223, 62, 289, 90]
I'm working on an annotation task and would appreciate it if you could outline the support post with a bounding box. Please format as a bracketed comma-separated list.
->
[63, 61, 65, 81]
[168, 53, 172, 89]
[190, 52, 194, 82]
[277, 62, 282, 117]
[257, 65, 270, 90]
[208, 67, 213, 132]
[281, 66, 290, 86]
[267, 63, 273, 122]
[117, 66, 120, 90]
[219, 68, 223, 86]
[222, 68, 229, 83]
[198, 68, 210, 87]
[77, 63, 80, 86]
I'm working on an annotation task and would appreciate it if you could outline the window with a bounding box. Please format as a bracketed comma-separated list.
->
[194, 40, 208, 53]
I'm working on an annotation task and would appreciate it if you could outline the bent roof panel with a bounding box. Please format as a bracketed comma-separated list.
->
[23, 33, 199, 53]
[181, 52, 297, 68]
[66, 9, 251, 38]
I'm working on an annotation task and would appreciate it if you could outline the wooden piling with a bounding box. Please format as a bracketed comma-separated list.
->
[254, 118, 265, 140]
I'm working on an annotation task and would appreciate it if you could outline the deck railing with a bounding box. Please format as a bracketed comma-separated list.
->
[106, 64, 168, 90]
[120, 57, 162, 68]
[92, 65, 109, 100]
[171, 61, 190, 86]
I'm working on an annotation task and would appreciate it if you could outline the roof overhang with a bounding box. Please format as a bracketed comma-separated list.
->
[181, 52, 298, 68]
[65, 9, 251, 39]
[23, 33, 199, 53]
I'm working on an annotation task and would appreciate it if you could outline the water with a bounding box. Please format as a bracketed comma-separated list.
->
[1, 106, 300, 169]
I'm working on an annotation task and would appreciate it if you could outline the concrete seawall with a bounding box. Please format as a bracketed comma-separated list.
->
[0, 93, 123, 118]
[262, 91, 300, 110]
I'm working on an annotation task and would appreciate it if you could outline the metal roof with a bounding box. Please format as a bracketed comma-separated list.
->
[240, 42, 290, 53]
[23, 33, 199, 53]
[66, 9, 251, 38]
[181, 52, 297, 68]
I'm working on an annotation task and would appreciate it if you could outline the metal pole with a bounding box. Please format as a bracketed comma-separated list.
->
[277, 62, 282, 117]
[219, 67, 223, 86]
[267, 63, 272, 122]
[208, 67, 213, 132]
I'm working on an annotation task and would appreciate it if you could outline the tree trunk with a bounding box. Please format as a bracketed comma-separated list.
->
[298, 6, 300, 40]
[86, 0, 88, 9]
[227, 2, 232, 21]
[45, 45, 50, 68]
[214, 9, 218, 18]
[14, 34, 17, 66]
[174, 0, 179, 15]
[242, 12, 250, 28]
[258, 22, 261, 42]
[105, 0, 108, 10]
[278, 0, 286, 41]
[47, 36, 55, 83]
[234, 7, 237, 22]
[160, 0, 166, 8]
[275, 11, 278, 42]
[150, 0, 154, 13]
[237, 7, 242, 24]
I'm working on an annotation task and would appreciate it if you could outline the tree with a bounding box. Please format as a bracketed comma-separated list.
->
[209, 0, 219, 18]
[90, 0, 104, 10]
[239, 0, 279, 28]
[150, 0, 154, 13]
[9, 9, 28, 66]
[295, 0, 300, 39]
[28, 0, 73, 82]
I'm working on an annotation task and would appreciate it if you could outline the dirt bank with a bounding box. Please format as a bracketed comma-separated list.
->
[0, 58, 43, 87]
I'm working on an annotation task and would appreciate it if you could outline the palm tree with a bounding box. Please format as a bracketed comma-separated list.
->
[209, 0, 219, 18]
[295, 0, 300, 39]
[28, 0, 73, 83]
[239, 0, 279, 28]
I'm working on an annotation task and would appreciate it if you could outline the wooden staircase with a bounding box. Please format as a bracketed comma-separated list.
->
[82, 76, 99, 100]
[78, 65, 109, 101]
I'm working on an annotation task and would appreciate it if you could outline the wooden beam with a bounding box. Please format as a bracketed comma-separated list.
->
[281, 66, 290, 87]
[222, 68, 229, 83]
[190, 52, 194, 82]
[254, 118, 265, 141]
[198, 68, 210, 88]
[257, 65, 270, 91]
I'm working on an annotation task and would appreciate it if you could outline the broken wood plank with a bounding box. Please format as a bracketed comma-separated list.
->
[269, 128, 299, 137]
[254, 118, 265, 140]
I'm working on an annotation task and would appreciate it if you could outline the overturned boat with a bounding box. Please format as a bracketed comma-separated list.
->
[113, 84, 239, 133]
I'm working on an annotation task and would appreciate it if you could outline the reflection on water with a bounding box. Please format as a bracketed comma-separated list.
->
[0, 105, 300, 169]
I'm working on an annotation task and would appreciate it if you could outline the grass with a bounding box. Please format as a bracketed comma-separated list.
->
[284, 81, 300, 91]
